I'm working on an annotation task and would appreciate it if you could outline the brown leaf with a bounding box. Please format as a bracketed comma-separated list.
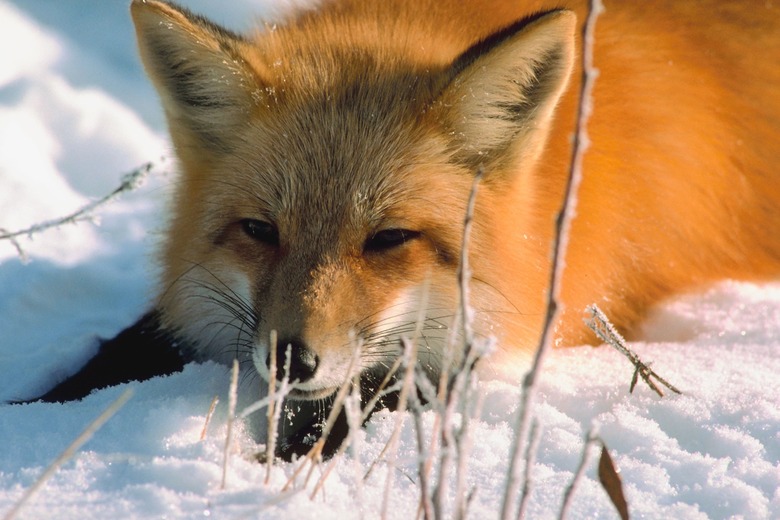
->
[598, 445, 629, 520]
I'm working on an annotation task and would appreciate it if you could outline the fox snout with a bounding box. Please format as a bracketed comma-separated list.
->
[266, 337, 319, 385]
[253, 324, 366, 401]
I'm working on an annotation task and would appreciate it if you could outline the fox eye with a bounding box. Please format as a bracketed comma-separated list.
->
[240, 219, 279, 246]
[364, 228, 420, 252]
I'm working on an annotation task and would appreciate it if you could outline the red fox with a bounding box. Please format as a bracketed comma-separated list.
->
[30, 0, 780, 456]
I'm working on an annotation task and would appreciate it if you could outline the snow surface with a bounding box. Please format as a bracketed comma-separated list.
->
[1, 1, 779, 518]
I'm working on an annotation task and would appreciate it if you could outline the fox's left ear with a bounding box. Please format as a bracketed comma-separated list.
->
[438, 10, 576, 169]
[131, 0, 263, 153]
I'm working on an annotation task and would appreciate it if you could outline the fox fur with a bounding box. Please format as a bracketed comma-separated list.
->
[125, 0, 780, 400]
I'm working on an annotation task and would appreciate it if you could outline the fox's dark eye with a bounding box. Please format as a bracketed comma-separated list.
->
[241, 219, 279, 246]
[364, 229, 420, 252]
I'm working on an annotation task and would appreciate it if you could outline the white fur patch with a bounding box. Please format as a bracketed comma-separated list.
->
[251, 285, 455, 398]
[174, 268, 254, 366]
[368, 286, 453, 376]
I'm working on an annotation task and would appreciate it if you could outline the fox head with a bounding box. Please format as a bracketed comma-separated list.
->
[131, 0, 574, 399]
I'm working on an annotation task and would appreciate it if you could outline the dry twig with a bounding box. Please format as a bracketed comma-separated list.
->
[585, 305, 681, 397]
[408, 379, 435, 520]
[559, 430, 599, 519]
[282, 340, 362, 493]
[0, 160, 163, 260]
[517, 420, 543, 519]
[453, 372, 483, 520]
[431, 169, 484, 520]
[345, 375, 366, 513]
[559, 430, 629, 520]
[501, 1, 604, 518]
[379, 336, 419, 520]
[360, 356, 404, 425]
[310, 372, 365, 501]
[265, 330, 279, 484]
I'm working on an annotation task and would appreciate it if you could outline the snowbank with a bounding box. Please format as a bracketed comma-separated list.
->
[1, 1, 778, 518]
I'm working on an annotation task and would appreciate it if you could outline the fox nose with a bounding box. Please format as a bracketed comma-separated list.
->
[267, 337, 319, 383]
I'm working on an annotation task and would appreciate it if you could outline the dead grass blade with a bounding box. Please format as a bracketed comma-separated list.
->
[558, 431, 630, 520]
[2, 388, 133, 520]
[598, 444, 629, 520]
[200, 396, 220, 441]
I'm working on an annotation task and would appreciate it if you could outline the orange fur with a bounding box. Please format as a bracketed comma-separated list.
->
[131, 0, 780, 392]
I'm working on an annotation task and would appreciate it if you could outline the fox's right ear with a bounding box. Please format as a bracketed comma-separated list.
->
[437, 10, 576, 171]
[131, 0, 263, 152]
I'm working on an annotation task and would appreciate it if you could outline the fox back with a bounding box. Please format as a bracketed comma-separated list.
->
[131, 0, 780, 394]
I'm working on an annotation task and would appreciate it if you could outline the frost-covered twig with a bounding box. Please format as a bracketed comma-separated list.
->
[283, 339, 362, 493]
[501, 1, 604, 518]
[408, 377, 435, 520]
[404, 169, 487, 520]
[432, 168, 483, 519]
[360, 356, 404, 425]
[346, 376, 365, 512]
[456, 168, 482, 354]
[585, 305, 681, 397]
[453, 372, 483, 520]
[221, 359, 240, 490]
[237, 346, 292, 422]
[422, 175, 477, 499]
[366, 278, 433, 498]
[269, 346, 293, 456]
[0, 159, 162, 258]
[517, 420, 542, 519]
[310, 373, 364, 501]
[265, 331, 279, 484]
[0, 231, 27, 263]
[433, 347, 483, 520]
[559, 430, 629, 520]
[240, 345, 292, 470]
[2, 389, 133, 520]
[380, 336, 419, 520]
[559, 429, 599, 519]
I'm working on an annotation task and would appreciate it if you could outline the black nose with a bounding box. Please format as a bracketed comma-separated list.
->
[267, 337, 319, 383]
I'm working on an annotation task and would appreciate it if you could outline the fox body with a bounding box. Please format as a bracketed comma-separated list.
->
[123, 0, 780, 404]
[29, 0, 780, 458]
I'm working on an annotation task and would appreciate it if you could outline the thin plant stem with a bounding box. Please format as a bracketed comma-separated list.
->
[501, 1, 604, 518]
[558, 431, 598, 520]
[517, 420, 542, 519]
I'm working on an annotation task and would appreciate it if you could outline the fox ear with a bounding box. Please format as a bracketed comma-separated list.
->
[131, 0, 261, 152]
[439, 10, 576, 169]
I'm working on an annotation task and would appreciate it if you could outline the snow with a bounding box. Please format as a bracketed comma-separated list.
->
[1, 1, 779, 518]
